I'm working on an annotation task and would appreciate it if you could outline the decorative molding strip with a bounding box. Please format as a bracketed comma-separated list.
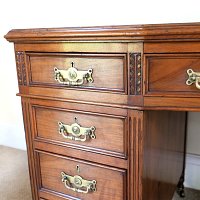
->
[16, 51, 27, 85]
[136, 54, 142, 95]
[129, 53, 135, 95]
[129, 53, 142, 95]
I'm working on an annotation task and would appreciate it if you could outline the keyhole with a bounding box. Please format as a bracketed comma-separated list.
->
[76, 165, 80, 173]
[74, 117, 78, 123]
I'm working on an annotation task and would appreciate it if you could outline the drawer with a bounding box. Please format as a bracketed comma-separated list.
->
[145, 54, 200, 96]
[38, 151, 127, 200]
[33, 104, 128, 159]
[27, 52, 127, 93]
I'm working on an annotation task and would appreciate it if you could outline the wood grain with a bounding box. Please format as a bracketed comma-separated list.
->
[21, 98, 39, 200]
[34, 141, 128, 169]
[145, 54, 200, 95]
[38, 151, 127, 200]
[5, 23, 200, 42]
[144, 42, 200, 53]
[33, 105, 127, 158]
[6, 23, 198, 200]
[128, 110, 143, 200]
[28, 53, 127, 93]
[14, 43, 143, 54]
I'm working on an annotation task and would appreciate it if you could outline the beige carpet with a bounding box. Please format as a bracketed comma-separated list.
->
[0, 145, 32, 200]
[173, 188, 200, 200]
[0, 145, 199, 200]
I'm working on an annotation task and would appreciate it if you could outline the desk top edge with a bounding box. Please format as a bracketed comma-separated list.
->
[5, 22, 200, 42]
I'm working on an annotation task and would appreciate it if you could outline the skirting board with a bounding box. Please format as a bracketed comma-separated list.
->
[185, 153, 200, 190]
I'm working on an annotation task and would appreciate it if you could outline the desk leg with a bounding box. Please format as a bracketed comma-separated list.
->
[177, 171, 185, 197]
[177, 112, 188, 198]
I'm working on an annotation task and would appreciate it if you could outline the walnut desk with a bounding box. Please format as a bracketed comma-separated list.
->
[5, 23, 200, 200]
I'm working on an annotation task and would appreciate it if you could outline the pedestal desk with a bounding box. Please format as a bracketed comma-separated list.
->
[5, 23, 200, 200]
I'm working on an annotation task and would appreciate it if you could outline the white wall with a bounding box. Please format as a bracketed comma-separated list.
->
[187, 113, 200, 155]
[0, 0, 200, 189]
[185, 113, 200, 190]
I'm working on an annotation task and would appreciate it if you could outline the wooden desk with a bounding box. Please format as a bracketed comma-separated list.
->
[5, 23, 200, 200]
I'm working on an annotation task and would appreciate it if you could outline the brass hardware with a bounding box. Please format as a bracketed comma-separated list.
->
[58, 117, 96, 142]
[186, 69, 200, 89]
[54, 62, 93, 86]
[61, 172, 97, 193]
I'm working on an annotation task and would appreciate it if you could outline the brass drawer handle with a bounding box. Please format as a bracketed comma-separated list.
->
[61, 172, 97, 193]
[186, 69, 200, 89]
[58, 117, 96, 142]
[54, 62, 93, 86]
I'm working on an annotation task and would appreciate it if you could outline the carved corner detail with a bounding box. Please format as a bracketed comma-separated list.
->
[129, 53, 142, 95]
[16, 51, 27, 85]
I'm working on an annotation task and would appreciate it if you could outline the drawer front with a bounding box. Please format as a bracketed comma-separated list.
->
[33, 105, 127, 158]
[145, 54, 200, 95]
[27, 53, 127, 93]
[38, 152, 127, 200]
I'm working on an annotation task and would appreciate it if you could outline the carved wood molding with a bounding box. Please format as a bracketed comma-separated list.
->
[129, 53, 142, 95]
[21, 98, 38, 199]
[129, 110, 143, 200]
[5, 23, 200, 42]
[16, 51, 27, 85]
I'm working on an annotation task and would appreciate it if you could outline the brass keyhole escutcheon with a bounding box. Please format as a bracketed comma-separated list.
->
[58, 117, 96, 142]
[61, 172, 97, 193]
[54, 61, 93, 86]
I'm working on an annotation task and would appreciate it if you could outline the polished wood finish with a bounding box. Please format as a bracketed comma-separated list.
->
[5, 22, 200, 200]
[21, 98, 38, 200]
[145, 54, 200, 95]
[38, 151, 126, 200]
[5, 23, 200, 42]
[34, 141, 128, 169]
[14, 42, 143, 53]
[33, 102, 128, 158]
[28, 52, 127, 93]
[144, 42, 200, 53]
